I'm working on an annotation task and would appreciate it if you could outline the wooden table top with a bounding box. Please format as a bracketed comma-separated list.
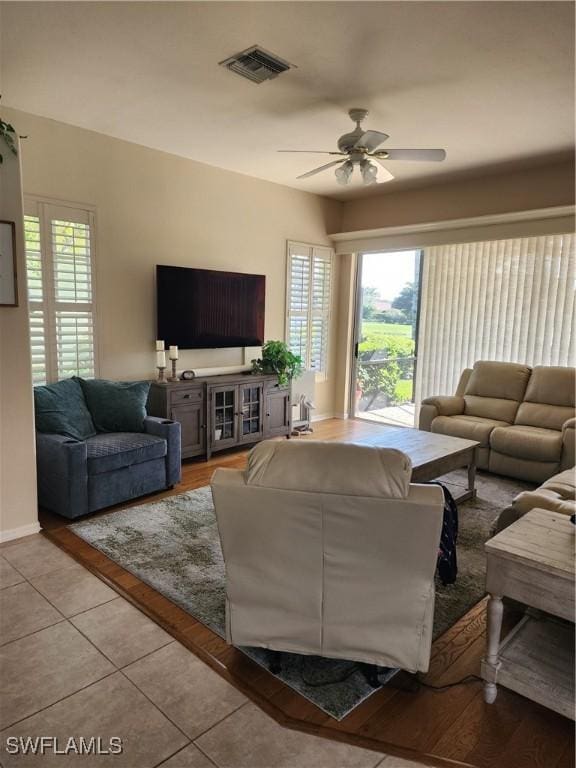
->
[339, 425, 479, 470]
[486, 508, 576, 580]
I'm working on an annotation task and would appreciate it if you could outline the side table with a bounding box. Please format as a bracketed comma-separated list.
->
[481, 508, 575, 719]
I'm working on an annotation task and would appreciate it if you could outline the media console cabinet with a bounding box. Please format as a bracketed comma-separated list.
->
[147, 373, 291, 460]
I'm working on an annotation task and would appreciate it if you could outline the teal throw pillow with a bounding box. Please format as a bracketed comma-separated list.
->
[34, 378, 97, 440]
[76, 378, 151, 433]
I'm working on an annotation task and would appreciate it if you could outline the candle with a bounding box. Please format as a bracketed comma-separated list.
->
[156, 350, 166, 367]
[169, 345, 179, 360]
[156, 340, 164, 351]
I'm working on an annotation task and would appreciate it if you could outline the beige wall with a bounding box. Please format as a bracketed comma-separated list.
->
[6, 108, 343, 416]
[339, 159, 575, 233]
[332, 253, 357, 418]
[0, 137, 39, 540]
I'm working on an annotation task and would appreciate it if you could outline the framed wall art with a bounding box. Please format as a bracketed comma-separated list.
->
[0, 220, 18, 307]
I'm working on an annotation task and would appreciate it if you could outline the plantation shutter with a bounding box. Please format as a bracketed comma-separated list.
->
[415, 233, 575, 401]
[286, 242, 333, 376]
[24, 215, 48, 385]
[24, 201, 97, 384]
[287, 245, 311, 365]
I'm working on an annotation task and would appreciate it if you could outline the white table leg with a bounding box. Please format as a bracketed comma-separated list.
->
[483, 594, 503, 704]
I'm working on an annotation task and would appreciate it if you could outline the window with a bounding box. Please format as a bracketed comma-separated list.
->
[286, 241, 333, 376]
[24, 201, 97, 385]
[415, 233, 575, 401]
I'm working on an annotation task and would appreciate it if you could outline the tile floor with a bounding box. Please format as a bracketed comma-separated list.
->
[0, 534, 425, 768]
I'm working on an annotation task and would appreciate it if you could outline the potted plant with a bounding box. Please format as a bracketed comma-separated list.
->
[252, 341, 303, 386]
[0, 110, 18, 165]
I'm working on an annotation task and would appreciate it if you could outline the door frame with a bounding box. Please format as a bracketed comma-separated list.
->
[348, 248, 425, 421]
[348, 252, 365, 418]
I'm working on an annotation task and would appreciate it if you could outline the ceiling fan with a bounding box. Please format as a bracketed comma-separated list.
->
[278, 108, 447, 186]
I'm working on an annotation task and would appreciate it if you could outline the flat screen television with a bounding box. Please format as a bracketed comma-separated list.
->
[156, 265, 265, 349]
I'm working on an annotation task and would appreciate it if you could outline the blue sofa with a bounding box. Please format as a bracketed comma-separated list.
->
[34, 379, 181, 519]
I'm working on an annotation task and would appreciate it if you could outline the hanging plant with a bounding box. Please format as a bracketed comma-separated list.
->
[0, 116, 17, 164]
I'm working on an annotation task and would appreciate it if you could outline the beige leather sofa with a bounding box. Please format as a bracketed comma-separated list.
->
[211, 440, 444, 673]
[419, 361, 575, 483]
[495, 468, 575, 533]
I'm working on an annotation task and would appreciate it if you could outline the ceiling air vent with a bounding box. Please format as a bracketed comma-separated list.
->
[219, 45, 293, 84]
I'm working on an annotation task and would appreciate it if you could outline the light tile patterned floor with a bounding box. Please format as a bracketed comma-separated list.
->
[0, 534, 426, 768]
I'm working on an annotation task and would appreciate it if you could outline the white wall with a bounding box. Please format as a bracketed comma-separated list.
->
[5, 108, 343, 416]
[0, 135, 39, 541]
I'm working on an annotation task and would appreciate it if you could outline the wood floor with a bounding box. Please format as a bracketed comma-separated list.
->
[42, 418, 575, 768]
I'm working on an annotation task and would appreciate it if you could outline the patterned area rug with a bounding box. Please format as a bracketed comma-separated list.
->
[70, 470, 531, 720]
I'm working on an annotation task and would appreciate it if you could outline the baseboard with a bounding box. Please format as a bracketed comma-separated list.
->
[311, 412, 334, 422]
[334, 412, 350, 419]
[0, 521, 41, 543]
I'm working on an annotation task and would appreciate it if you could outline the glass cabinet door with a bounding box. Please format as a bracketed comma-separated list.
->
[239, 383, 263, 442]
[212, 387, 237, 445]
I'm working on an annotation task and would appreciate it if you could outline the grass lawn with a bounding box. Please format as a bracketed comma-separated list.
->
[395, 378, 413, 402]
[361, 321, 413, 341]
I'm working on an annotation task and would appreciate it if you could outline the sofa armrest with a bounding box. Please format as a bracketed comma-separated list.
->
[493, 504, 523, 535]
[560, 417, 576, 470]
[512, 488, 575, 516]
[422, 395, 465, 415]
[418, 395, 465, 431]
[144, 416, 181, 486]
[211, 467, 246, 489]
[35, 433, 88, 519]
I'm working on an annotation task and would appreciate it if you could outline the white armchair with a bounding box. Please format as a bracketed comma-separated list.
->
[211, 440, 444, 674]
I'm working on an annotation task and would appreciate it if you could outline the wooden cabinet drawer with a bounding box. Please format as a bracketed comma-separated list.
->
[265, 379, 287, 392]
[170, 387, 203, 405]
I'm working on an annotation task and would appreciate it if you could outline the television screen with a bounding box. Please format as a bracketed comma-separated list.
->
[156, 265, 265, 349]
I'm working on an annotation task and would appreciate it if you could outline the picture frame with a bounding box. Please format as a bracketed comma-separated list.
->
[0, 220, 18, 307]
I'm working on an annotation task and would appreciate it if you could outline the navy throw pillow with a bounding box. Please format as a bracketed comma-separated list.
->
[34, 378, 97, 440]
[76, 378, 151, 433]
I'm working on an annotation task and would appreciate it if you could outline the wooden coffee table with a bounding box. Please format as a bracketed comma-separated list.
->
[342, 426, 479, 503]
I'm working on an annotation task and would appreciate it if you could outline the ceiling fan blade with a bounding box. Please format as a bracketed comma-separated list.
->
[352, 130, 389, 152]
[278, 150, 345, 155]
[374, 160, 395, 183]
[375, 149, 446, 162]
[296, 159, 346, 180]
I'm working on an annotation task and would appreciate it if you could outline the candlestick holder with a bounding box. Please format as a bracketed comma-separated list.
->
[156, 365, 167, 383]
[169, 359, 178, 381]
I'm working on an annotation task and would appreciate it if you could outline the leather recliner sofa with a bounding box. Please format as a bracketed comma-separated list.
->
[419, 361, 575, 483]
[211, 440, 444, 673]
[495, 467, 576, 533]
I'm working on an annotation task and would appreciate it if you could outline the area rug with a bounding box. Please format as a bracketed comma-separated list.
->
[70, 470, 531, 720]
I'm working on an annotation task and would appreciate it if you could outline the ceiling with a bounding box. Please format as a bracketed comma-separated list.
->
[1, 1, 574, 200]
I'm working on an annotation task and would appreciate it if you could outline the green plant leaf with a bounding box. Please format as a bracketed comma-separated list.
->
[251, 340, 303, 385]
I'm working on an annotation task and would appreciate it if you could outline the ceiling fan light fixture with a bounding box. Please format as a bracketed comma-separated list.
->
[335, 160, 353, 185]
[279, 108, 446, 187]
[360, 159, 378, 185]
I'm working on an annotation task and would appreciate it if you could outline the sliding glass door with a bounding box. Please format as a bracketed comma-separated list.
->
[351, 250, 422, 426]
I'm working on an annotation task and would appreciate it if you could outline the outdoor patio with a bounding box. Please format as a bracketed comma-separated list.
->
[357, 402, 416, 428]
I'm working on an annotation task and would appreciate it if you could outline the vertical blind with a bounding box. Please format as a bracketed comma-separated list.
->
[24, 202, 97, 385]
[286, 241, 333, 376]
[415, 233, 575, 401]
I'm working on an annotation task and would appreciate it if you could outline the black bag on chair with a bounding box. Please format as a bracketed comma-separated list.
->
[430, 482, 459, 585]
